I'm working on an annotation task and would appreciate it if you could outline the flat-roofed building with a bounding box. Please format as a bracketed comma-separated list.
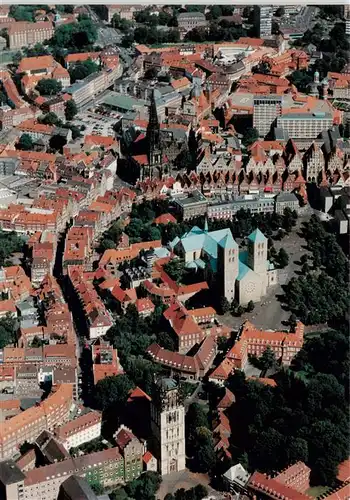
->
[253, 95, 283, 138]
[277, 112, 333, 139]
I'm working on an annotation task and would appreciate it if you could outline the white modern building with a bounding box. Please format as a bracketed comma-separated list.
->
[54, 410, 102, 450]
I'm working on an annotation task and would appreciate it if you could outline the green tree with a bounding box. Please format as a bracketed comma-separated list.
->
[50, 16, 97, 50]
[275, 6, 285, 17]
[31, 336, 43, 347]
[24, 43, 49, 57]
[219, 296, 230, 314]
[259, 346, 277, 371]
[191, 427, 216, 473]
[112, 13, 133, 31]
[193, 485, 208, 500]
[89, 480, 104, 495]
[0, 314, 17, 349]
[125, 472, 161, 500]
[69, 59, 99, 83]
[16, 133, 33, 151]
[235, 305, 245, 317]
[164, 494, 175, 500]
[10, 5, 37, 22]
[95, 374, 134, 411]
[287, 70, 313, 93]
[163, 258, 186, 283]
[35, 78, 62, 96]
[242, 127, 259, 147]
[277, 248, 289, 268]
[121, 33, 134, 48]
[38, 112, 62, 126]
[64, 99, 78, 121]
[289, 313, 297, 332]
[246, 300, 255, 312]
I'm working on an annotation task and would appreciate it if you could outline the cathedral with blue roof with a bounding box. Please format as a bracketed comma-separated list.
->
[170, 223, 277, 305]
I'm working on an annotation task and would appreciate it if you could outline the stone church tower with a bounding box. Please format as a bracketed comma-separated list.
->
[247, 228, 268, 273]
[150, 378, 186, 476]
[146, 88, 163, 178]
[247, 228, 268, 295]
[216, 229, 239, 302]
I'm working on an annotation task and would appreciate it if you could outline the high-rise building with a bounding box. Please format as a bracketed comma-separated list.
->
[344, 5, 350, 35]
[253, 95, 283, 138]
[150, 378, 186, 476]
[254, 5, 273, 38]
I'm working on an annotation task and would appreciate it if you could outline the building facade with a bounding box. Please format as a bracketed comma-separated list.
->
[254, 6, 273, 38]
[253, 95, 283, 138]
[54, 411, 102, 451]
[150, 378, 186, 476]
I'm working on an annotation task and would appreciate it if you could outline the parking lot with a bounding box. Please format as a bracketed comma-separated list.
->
[73, 109, 120, 137]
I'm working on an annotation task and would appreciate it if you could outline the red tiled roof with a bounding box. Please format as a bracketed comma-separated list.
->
[153, 213, 177, 225]
[143, 450, 155, 464]
[337, 459, 350, 484]
[248, 472, 312, 499]
[127, 386, 151, 403]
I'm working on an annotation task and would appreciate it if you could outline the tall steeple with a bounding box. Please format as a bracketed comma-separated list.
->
[146, 87, 162, 170]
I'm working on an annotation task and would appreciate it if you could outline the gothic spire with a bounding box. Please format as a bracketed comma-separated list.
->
[146, 87, 161, 164]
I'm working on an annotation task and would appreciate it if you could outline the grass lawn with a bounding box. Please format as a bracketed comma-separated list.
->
[306, 486, 331, 498]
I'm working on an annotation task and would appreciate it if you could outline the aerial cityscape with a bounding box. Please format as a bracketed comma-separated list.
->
[0, 3, 348, 500]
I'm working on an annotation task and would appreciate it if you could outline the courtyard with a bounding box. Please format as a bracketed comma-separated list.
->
[156, 469, 225, 500]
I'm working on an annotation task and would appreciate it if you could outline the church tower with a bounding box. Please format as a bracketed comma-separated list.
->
[146, 88, 162, 176]
[247, 228, 267, 275]
[217, 230, 239, 302]
[150, 378, 186, 476]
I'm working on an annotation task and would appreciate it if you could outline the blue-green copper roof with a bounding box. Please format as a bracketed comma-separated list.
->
[237, 251, 251, 281]
[247, 228, 267, 244]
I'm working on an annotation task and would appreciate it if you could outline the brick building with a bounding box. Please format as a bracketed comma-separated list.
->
[8, 22, 54, 49]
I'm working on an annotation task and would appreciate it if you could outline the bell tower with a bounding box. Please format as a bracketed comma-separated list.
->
[146, 88, 162, 174]
[150, 378, 186, 476]
[247, 228, 267, 275]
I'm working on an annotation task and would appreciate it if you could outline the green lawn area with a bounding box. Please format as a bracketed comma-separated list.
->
[306, 486, 331, 498]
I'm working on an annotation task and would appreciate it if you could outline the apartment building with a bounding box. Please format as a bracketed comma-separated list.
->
[172, 189, 208, 220]
[23, 447, 124, 500]
[177, 12, 207, 32]
[254, 6, 273, 38]
[0, 460, 26, 500]
[54, 411, 102, 450]
[253, 95, 283, 138]
[345, 4, 350, 36]
[227, 320, 305, 370]
[0, 384, 73, 459]
[29, 231, 57, 286]
[277, 112, 333, 139]
[65, 61, 121, 110]
[68, 267, 113, 340]
[92, 338, 123, 385]
[8, 22, 54, 50]
[303, 141, 325, 182]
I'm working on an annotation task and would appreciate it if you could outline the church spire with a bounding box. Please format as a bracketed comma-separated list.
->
[146, 87, 162, 169]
